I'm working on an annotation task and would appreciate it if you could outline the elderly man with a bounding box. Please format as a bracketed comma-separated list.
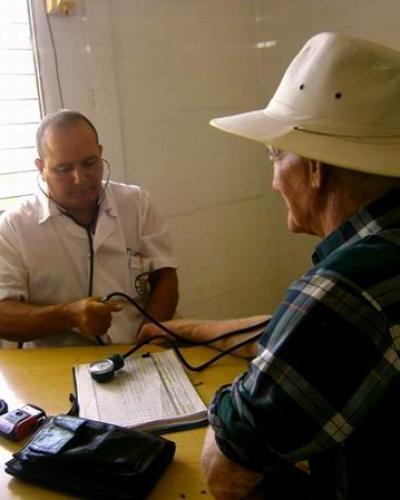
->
[0, 110, 178, 347]
[139, 32, 400, 498]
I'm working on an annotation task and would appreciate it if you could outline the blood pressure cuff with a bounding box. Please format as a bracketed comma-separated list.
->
[5, 414, 176, 499]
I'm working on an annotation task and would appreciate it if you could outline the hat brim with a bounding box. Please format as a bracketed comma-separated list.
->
[210, 110, 400, 177]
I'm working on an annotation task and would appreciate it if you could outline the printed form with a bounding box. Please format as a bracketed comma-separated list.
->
[74, 350, 208, 432]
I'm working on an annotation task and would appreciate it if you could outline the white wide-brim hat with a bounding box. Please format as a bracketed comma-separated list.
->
[210, 32, 400, 177]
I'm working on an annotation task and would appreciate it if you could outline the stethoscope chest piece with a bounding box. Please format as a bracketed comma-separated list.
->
[88, 353, 125, 382]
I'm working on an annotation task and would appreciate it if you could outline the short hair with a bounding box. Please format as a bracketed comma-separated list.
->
[36, 109, 99, 158]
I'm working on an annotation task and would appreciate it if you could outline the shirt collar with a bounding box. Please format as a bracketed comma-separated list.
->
[36, 187, 58, 223]
[36, 181, 116, 224]
[312, 189, 400, 265]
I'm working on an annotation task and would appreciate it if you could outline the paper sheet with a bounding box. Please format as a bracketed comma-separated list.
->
[74, 350, 207, 431]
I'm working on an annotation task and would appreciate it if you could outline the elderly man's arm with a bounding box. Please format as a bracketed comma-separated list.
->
[137, 315, 269, 357]
[0, 298, 122, 342]
[201, 427, 264, 499]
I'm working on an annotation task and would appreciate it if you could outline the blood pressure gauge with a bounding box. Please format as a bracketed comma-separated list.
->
[88, 353, 125, 382]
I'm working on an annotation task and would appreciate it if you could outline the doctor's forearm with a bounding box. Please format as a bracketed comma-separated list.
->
[0, 298, 119, 342]
[144, 268, 179, 322]
[0, 299, 76, 341]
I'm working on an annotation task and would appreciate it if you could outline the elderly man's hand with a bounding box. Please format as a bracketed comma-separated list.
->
[66, 297, 123, 337]
[201, 427, 264, 499]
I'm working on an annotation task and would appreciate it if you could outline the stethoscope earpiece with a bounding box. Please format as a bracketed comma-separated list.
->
[88, 353, 125, 382]
[36, 157, 111, 204]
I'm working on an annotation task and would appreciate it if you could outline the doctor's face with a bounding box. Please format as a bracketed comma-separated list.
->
[36, 120, 103, 213]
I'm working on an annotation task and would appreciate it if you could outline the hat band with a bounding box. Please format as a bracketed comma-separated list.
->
[291, 126, 400, 145]
[265, 102, 400, 143]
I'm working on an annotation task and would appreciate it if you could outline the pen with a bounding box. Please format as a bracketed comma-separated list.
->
[126, 247, 133, 267]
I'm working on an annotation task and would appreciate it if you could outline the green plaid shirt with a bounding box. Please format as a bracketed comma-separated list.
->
[209, 189, 400, 498]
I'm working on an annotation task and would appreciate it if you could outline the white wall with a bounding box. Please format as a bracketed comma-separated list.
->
[30, 0, 400, 320]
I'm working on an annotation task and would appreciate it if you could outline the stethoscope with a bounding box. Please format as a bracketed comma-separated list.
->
[38, 161, 270, 382]
[37, 159, 111, 346]
[88, 291, 270, 383]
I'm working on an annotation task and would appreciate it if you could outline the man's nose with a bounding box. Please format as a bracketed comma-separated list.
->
[71, 165, 86, 184]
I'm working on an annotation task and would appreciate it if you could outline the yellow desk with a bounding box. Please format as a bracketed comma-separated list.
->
[0, 345, 248, 499]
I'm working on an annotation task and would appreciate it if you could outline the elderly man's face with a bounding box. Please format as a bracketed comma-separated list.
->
[36, 120, 103, 215]
[270, 149, 318, 235]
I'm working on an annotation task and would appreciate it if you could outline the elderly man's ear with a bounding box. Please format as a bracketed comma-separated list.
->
[308, 159, 329, 189]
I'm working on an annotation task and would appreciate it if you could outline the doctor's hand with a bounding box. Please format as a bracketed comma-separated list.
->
[65, 297, 123, 338]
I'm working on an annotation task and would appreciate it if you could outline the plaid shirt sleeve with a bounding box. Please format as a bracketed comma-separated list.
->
[208, 262, 400, 472]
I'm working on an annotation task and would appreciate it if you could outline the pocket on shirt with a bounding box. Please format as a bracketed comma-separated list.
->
[128, 255, 151, 300]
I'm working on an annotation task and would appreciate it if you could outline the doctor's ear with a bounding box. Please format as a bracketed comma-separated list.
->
[35, 158, 45, 179]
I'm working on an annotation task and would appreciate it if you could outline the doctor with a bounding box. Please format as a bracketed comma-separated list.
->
[0, 109, 178, 347]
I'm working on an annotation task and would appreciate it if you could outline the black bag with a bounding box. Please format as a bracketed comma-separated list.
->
[5, 414, 176, 499]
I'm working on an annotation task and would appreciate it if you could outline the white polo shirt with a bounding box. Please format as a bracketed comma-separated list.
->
[0, 181, 178, 347]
